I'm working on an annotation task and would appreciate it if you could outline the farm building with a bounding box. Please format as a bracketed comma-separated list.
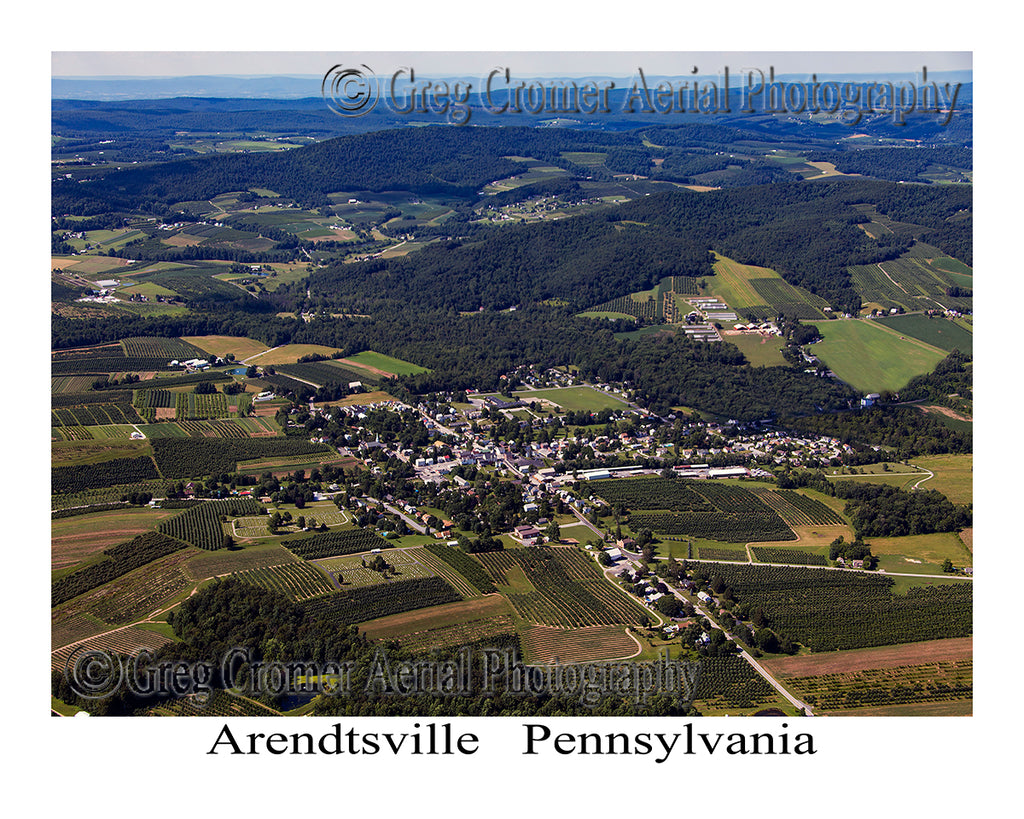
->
[708, 466, 750, 479]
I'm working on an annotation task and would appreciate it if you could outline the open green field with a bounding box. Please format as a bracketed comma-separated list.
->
[869, 532, 973, 574]
[344, 350, 429, 376]
[722, 332, 788, 367]
[874, 313, 972, 354]
[906, 454, 973, 505]
[511, 385, 630, 412]
[825, 455, 971, 503]
[807, 318, 947, 393]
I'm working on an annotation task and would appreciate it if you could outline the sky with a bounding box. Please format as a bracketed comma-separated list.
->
[52, 51, 972, 79]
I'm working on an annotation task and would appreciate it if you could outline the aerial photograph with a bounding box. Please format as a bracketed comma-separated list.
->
[47, 43, 982, 759]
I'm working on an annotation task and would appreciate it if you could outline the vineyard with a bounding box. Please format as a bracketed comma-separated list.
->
[422, 542, 497, 595]
[692, 562, 973, 652]
[281, 528, 390, 560]
[299, 577, 463, 624]
[51, 480, 170, 511]
[150, 437, 333, 478]
[593, 477, 714, 512]
[52, 456, 160, 495]
[133, 389, 175, 424]
[157, 498, 266, 550]
[51, 531, 190, 606]
[475, 548, 652, 628]
[51, 403, 142, 427]
[783, 660, 972, 711]
[231, 562, 337, 601]
[53, 388, 134, 407]
[85, 552, 195, 625]
[749, 547, 827, 566]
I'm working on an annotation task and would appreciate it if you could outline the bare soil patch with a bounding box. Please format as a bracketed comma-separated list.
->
[761, 637, 972, 678]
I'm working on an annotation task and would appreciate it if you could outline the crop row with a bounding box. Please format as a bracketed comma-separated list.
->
[750, 547, 827, 566]
[299, 577, 462, 624]
[52, 531, 189, 606]
[593, 477, 714, 513]
[584, 295, 661, 320]
[120, 336, 205, 360]
[281, 528, 391, 560]
[52, 456, 160, 495]
[157, 498, 266, 550]
[476, 548, 649, 628]
[232, 562, 336, 601]
[134, 389, 176, 409]
[150, 437, 333, 479]
[176, 391, 229, 420]
[53, 388, 134, 408]
[691, 562, 972, 652]
[51, 403, 142, 427]
[277, 360, 380, 387]
[422, 542, 497, 594]
[630, 511, 795, 543]
[691, 655, 780, 711]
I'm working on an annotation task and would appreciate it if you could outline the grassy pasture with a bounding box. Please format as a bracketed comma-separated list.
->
[908, 454, 972, 504]
[343, 350, 429, 376]
[806, 318, 947, 393]
[721, 332, 788, 367]
[874, 313, 972, 354]
[869, 532, 973, 574]
[509, 385, 629, 412]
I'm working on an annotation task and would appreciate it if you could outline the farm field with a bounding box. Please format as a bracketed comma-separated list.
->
[806, 318, 947, 393]
[869, 532, 973, 573]
[596, 477, 797, 543]
[691, 561, 972, 652]
[52, 507, 179, 571]
[357, 595, 513, 645]
[761, 637, 972, 713]
[706, 252, 830, 320]
[848, 248, 972, 315]
[873, 313, 973, 354]
[721, 332, 788, 367]
[342, 350, 429, 376]
[908, 454, 973, 504]
[510, 385, 630, 412]
[475, 547, 653, 628]
[181, 335, 270, 361]
[518, 624, 639, 664]
[242, 344, 345, 366]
